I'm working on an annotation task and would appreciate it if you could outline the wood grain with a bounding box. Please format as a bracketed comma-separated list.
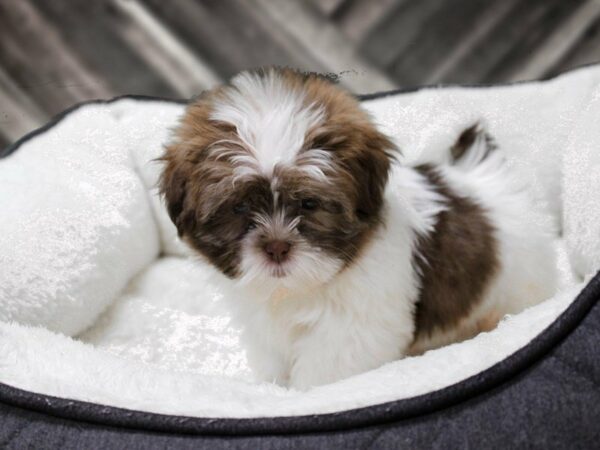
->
[0, 0, 597, 147]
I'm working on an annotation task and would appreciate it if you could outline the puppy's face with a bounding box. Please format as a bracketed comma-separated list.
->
[160, 68, 395, 294]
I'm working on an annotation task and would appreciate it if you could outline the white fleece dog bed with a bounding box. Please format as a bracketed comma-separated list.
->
[1, 66, 600, 419]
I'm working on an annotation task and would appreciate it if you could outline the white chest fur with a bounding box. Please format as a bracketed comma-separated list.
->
[225, 166, 445, 389]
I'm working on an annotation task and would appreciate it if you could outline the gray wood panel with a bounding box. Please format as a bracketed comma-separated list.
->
[0, 0, 598, 147]
[482, 0, 587, 83]
[29, 0, 177, 99]
[141, 0, 326, 78]
[307, 0, 349, 17]
[360, 0, 444, 69]
[333, 0, 403, 44]
[0, 134, 9, 150]
[551, 11, 600, 77]
[435, 0, 550, 83]
[388, 0, 492, 85]
[0, 1, 114, 115]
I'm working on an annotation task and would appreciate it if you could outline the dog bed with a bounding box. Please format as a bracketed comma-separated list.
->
[1, 65, 600, 448]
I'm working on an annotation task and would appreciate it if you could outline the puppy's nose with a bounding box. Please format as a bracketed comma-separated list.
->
[264, 240, 291, 263]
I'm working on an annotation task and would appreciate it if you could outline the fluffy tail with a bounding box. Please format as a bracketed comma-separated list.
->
[449, 123, 497, 169]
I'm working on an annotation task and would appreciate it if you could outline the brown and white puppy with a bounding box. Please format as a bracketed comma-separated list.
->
[159, 67, 557, 389]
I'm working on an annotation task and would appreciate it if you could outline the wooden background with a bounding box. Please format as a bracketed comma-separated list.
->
[2, 0, 600, 149]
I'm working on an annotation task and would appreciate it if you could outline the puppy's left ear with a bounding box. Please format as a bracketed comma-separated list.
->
[351, 131, 396, 222]
[158, 148, 196, 237]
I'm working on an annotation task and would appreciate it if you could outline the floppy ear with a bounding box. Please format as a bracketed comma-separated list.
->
[350, 131, 395, 222]
[158, 148, 197, 237]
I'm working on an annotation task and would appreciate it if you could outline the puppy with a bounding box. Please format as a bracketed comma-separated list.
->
[159, 67, 557, 390]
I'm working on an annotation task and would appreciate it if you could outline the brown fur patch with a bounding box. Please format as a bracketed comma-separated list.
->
[412, 164, 499, 343]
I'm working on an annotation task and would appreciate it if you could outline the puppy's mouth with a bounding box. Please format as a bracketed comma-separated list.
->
[264, 258, 291, 278]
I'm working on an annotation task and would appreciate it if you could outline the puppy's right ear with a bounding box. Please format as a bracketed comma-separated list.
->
[158, 148, 196, 237]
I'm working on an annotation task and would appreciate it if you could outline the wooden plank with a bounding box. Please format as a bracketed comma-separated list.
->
[388, 0, 494, 85]
[359, 0, 443, 69]
[248, 0, 396, 93]
[551, 14, 600, 76]
[141, 0, 240, 78]
[0, 132, 10, 151]
[334, 0, 404, 44]
[0, 88, 43, 143]
[422, 0, 518, 84]
[28, 0, 177, 99]
[0, 65, 47, 142]
[306, 0, 348, 17]
[141, 0, 318, 79]
[439, 0, 566, 84]
[111, 0, 221, 97]
[484, 0, 586, 83]
[0, 0, 114, 115]
[0, 65, 47, 125]
[509, 0, 600, 81]
[211, 0, 330, 73]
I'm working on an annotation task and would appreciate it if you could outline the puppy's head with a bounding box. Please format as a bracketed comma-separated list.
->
[160, 67, 395, 294]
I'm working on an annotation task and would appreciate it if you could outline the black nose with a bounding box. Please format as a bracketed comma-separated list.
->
[264, 240, 291, 263]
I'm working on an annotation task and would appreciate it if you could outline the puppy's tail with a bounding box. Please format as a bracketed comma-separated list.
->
[449, 123, 498, 170]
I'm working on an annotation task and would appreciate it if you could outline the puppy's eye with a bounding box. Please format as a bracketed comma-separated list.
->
[356, 209, 370, 221]
[246, 222, 256, 232]
[233, 202, 250, 214]
[301, 198, 319, 211]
